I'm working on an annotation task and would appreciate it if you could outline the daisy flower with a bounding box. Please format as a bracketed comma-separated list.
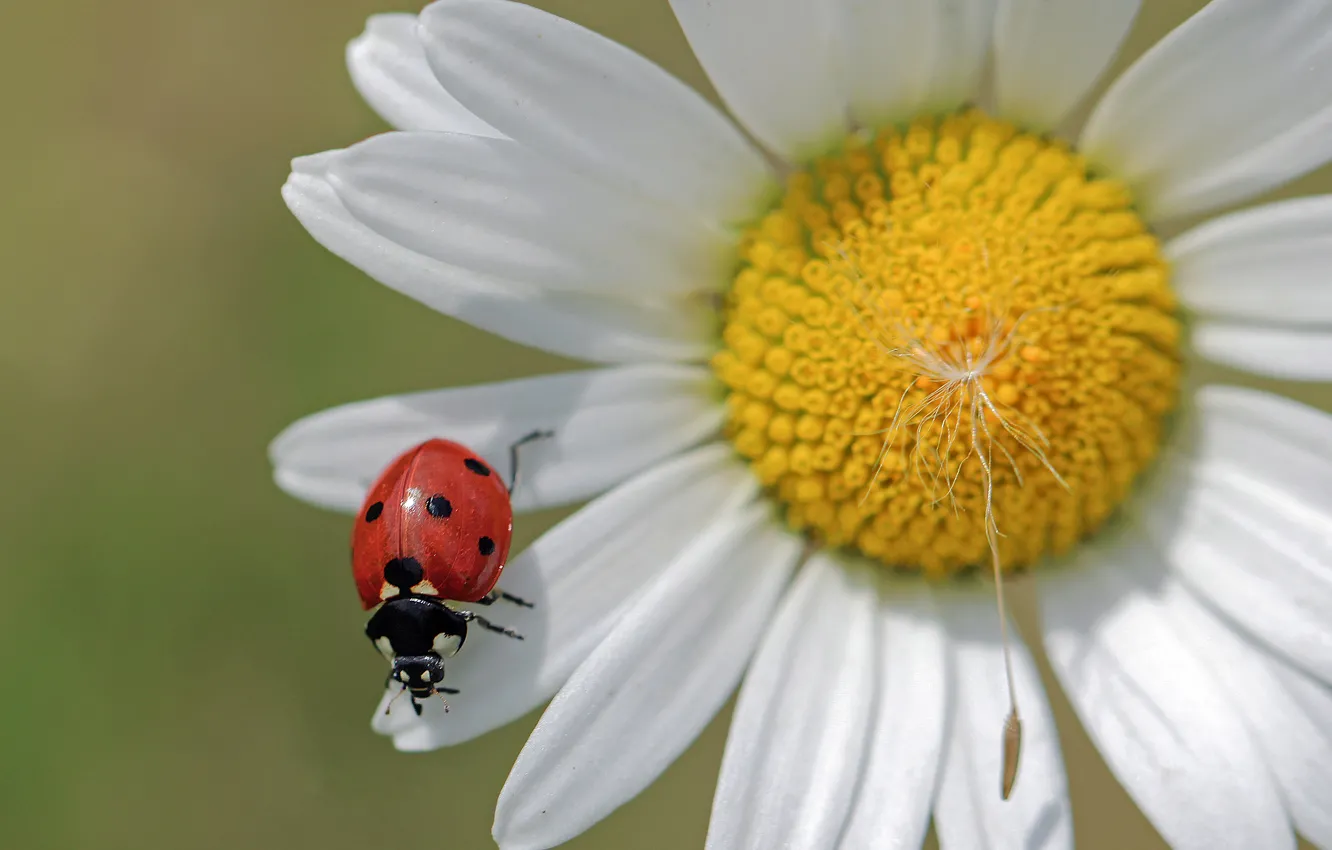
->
[271, 0, 1332, 848]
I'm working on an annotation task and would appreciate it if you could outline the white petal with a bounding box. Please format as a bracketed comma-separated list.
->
[836, 590, 947, 850]
[668, 0, 847, 160]
[1173, 384, 1332, 528]
[269, 364, 723, 515]
[992, 0, 1139, 132]
[1081, 0, 1332, 221]
[418, 0, 774, 226]
[1138, 452, 1332, 686]
[1191, 322, 1332, 382]
[1168, 196, 1332, 326]
[1170, 199, 1332, 378]
[346, 13, 501, 136]
[1272, 661, 1332, 849]
[321, 131, 730, 297]
[934, 593, 1071, 850]
[706, 555, 878, 850]
[839, 0, 995, 128]
[282, 167, 712, 364]
[374, 444, 759, 750]
[1041, 534, 1293, 850]
[493, 506, 801, 850]
[1193, 385, 1332, 509]
[1168, 584, 1332, 848]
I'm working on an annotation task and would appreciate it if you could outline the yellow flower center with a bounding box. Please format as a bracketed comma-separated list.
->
[713, 110, 1181, 578]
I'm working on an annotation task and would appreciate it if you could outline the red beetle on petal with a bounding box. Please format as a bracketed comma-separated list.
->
[352, 431, 550, 716]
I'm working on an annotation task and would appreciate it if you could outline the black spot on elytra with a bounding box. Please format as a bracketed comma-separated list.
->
[478, 536, 495, 556]
[464, 458, 491, 476]
[384, 557, 424, 590]
[364, 501, 384, 522]
[426, 495, 452, 518]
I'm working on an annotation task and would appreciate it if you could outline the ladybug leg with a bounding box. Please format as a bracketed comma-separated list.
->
[500, 590, 535, 608]
[507, 429, 555, 495]
[438, 686, 460, 694]
[459, 610, 525, 641]
[476, 589, 535, 609]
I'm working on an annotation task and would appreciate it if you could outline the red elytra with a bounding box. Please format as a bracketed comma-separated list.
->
[351, 439, 513, 608]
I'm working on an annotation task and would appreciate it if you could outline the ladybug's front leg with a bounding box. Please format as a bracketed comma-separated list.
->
[459, 610, 524, 641]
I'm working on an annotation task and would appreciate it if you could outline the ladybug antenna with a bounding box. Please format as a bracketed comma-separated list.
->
[434, 690, 451, 714]
[385, 685, 408, 716]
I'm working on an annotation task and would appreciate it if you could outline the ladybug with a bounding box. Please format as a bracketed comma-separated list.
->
[353, 430, 550, 716]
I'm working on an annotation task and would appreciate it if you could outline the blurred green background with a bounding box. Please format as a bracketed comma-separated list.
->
[2, 1, 1328, 848]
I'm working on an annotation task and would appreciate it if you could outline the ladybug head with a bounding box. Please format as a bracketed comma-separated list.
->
[390, 653, 446, 701]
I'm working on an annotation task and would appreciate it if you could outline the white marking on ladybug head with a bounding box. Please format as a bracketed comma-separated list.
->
[410, 579, 439, 596]
[420, 670, 432, 682]
[433, 633, 462, 658]
[374, 636, 394, 661]
[397, 670, 410, 682]
[379, 582, 397, 601]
